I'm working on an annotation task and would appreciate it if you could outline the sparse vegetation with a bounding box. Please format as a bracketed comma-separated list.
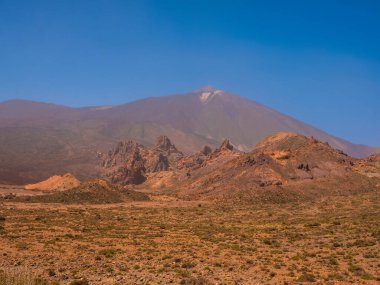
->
[0, 267, 49, 285]
[70, 279, 89, 285]
[98, 248, 117, 258]
[0, 191, 378, 284]
[11, 180, 150, 204]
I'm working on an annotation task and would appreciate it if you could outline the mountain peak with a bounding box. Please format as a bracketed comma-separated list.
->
[197, 86, 226, 103]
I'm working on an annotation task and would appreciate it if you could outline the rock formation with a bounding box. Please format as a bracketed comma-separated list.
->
[101, 136, 184, 185]
[176, 132, 378, 200]
[354, 154, 380, 178]
[24, 173, 80, 191]
[219, 139, 234, 151]
[101, 132, 380, 200]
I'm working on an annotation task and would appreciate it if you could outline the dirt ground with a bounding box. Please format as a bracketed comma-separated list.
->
[0, 192, 379, 284]
[0, 185, 44, 196]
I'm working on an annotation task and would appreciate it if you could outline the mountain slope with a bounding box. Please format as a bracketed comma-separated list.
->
[176, 132, 378, 201]
[0, 88, 378, 184]
[68, 87, 380, 156]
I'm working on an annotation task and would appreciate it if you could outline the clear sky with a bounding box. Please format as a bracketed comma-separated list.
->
[0, 0, 379, 145]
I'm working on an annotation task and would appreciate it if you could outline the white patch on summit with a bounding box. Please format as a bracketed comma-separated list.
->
[200, 92, 212, 103]
[199, 86, 224, 103]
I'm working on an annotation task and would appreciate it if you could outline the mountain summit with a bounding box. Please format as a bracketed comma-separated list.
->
[197, 86, 227, 103]
[0, 88, 378, 184]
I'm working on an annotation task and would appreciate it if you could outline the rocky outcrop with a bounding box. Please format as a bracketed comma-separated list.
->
[201, 145, 213, 156]
[212, 139, 234, 155]
[176, 139, 239, 172]
[102, 140, 144, 168]
[154, 135, 180, 154]
[177, 149, 209, 171]
[101, 136, 183, 185]
[102, 136, 240, 187]
[151, 153, 170, 172]
[247, 132, 357, 181]
[24, 173, 80, 191]
[219, 139, 234, 151]
[101, 141, 147, 184]
[102, 133, 380, 201]
[176, 132, 375, 200]
[150, 135, 183, 172]
[354, 153, 380, 178]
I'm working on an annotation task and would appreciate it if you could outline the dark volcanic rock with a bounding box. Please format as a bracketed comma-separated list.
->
[219, 139, 233, 151]
[154, 135, 180, 154]
[201, 145, 213, 156]
[177, 139, 238, 171]
[101, 136, 183, 185]
[103, 141, 143, 168]
[151, 153, 170, 172]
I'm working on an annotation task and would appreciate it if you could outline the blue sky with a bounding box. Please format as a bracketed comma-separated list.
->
[0, 0, 379, 145]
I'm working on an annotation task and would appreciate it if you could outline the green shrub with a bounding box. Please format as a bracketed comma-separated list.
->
[98, 248, 117, 258]
[70, 279, 89, 285]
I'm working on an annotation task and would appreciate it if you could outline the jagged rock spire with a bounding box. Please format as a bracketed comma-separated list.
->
[219, 139, 234, 151]
[154, 135, 179, 153]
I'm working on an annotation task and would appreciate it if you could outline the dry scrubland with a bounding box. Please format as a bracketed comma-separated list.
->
[0, 192, 379, 285]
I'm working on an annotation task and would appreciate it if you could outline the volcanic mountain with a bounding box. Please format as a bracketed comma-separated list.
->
[0, 87, 378, 184]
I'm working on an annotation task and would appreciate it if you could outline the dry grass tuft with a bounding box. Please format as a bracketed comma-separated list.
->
[0, 267, 49, 285]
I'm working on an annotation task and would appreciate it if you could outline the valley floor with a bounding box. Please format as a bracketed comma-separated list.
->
[0, 184, 43, 196]
[0, 192, 379, 284]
